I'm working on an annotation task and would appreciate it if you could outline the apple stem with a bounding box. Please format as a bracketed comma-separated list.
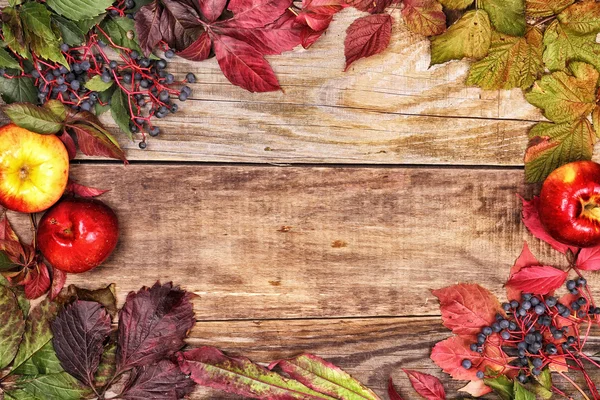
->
[583, 203, 600, 221]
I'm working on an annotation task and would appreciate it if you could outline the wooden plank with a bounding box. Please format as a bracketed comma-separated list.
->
[10, 164, 598, 320]
[184, 317, 600, 399]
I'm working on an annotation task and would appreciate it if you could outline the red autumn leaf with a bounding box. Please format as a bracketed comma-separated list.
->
[505, 265, 567, 295]
[65, 180, 110, 198]
[57, 131, 77, 160]
[69, 123, 126, 162]
[430, 336, 481, 381]
[117, 282, 195, 371]
[198, 0, 227, 23]
[121, 359, 196, 399]
[300, 26, 324, 48]
[51, 300, 112, 387]
[344, 14, 392, 71]
[212, 34, 280, 92]
[297, 12, 333, 32]
[506, 242, 541, 301]
[388, 378, 404, 400]
[49, 267, 67, 300]
[178, 32, 212, 62]
[401, 0, 446, 36]
[403, 370, 446, 400]
[0, 213, 23, 256]
[458, 380, 491, 397]
[24, 262, 51, 299]
[219, 0, 293, 29]
[135, 3, 165, 55]
[347, 0, 394, 13]
[576, 245, 600, 270]
[432, 284, 504, 337]
[521, 196, 576, 254]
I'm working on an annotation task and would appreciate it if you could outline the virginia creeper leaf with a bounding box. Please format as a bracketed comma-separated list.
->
[10, 372, 91, 400]
[65, 180, 110, 198]
[154, 1, 202, 52]
[0, 76, 37, 104]
[177, 32, 211, 61]
[49, 267, 66, 301]
[0, 275, 29, 317]
[467, 28, 543, 90]
[401, 0, 446, 37]
[344, 14, 392, 70]
[346, 0, 392, 13]
[505, 265, 567, 295]
[117, 282, 195, 371]
[556, 0, 600, 34]
[135, 3, 164, 55]
[3, 102, 63, 134]
[524, 119, 596, 183]
[110, 88, 133, 139]
[458, 380, 492, 397]
[484, 374, 513, 400]
[514, 382, 535, 400]
[99, 16, 144, 54]
[198, 0, 227, 23]
[480, 0, 526, 37]
[24, 262, 51, 300]
[43, 100, 67, 121]
[57, 131, 77, 160]
[437, 0, 472, 9]
[0, 46, 22, 70]
[51, 300, 112, 387]
[506, 242, 540, 301]
[387, 379, 404, 400]
[20, 2, 68, 67]
[542, 20, 600, 71]
[69, 122, 126, 161]
[85, 75, 114, 92]
[431, 283, 504, 337]
[0, 284, 25, 369]
[269, 353, 380, 400]
[520, 196, 577, 253]
[219, 0, 293, 29]
[121, 359, 195, 399]
[402, 370, 446, 400]
[525, 0, 573, 17]
[46, 0, 113, 21]
[94, 343, 116, 387]
[2, 6, 29, 59]
[576, 245, 600, 270]
[525, 62, 598, 124]
[177, 347, 336, 399]
[12, 341, 63, 376]
[430, 336, 483, 381]
[430, 10, 491, 65]
[52, 15, 85, 46]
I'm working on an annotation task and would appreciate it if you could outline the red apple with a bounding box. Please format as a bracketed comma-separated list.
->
[37, 198, 119, 273]
[539, 160, 600, 248]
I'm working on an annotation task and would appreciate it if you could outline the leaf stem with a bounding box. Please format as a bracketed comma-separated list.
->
[558, 371, 591, 400]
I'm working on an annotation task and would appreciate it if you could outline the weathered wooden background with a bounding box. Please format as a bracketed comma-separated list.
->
[5, 7, 600, 399]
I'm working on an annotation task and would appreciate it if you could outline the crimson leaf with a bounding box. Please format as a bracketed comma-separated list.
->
[121, 359, 195, 399]
[218, 0, 293, 29]
[505, 265, 567, 295]
[116, 282, 195, 371]
[520, 196, 576, 254]
[388, 378, 404, 400]
[49, 267, 67, 301]
[403, 370, 446, 400]
[57, 131, 77, 160]
[24, 261, 51, 300]
[135, 3, 164, 55]
[69, 122, 126, 161]
[198, 0, 227, 23]
[178, 32, 212, 62]
[344, 14, 392, 70]
[65, 180, 110, 198]
[51, 300, 112, 387]
[576, 245, 600, 270]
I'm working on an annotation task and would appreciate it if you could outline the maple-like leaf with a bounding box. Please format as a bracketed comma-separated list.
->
[69, 123, 127, 161]
[430, 10, 491, 65]
[0, 213, 24, 260]
[344, 14, 392, 70]
[526, 62, 598, 124]
[49, 267, 67, 300]
[401, 0, 446, 37]
[576, 246, 600, 270]
[24, 262, 51, 299]
[480, 0, 526, 37]
[432, 283, 504, 337]
[467, 28, 543, 90]
[505, 265, 567, 295]
[520, 196, 578, 253]
[51, 301, 112, 388]
[403, 370, 446, 400]
[65, 180, 110, 198]
[524, 119, 596, 183]
[542, 19, 600, 72]
[506, 242, 540, 301]
[388, 378, 404, 400]
[121, 359, 196, 399]
[556, 0, 600, 34]
[135, 2, 165, 55]
[117, 282, 195, 371]
[525, 0, 573, 17]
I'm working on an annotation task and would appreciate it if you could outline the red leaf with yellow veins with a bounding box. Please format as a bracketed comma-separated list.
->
[70, 123, 126, 162]
[506, 242, 541, 300]
[403, 370, 446, 400]
[521, 196, 577, 254]
[344, 14, 392, 70]
[506, 265, 567, 295]
[432, 284, 504, 337]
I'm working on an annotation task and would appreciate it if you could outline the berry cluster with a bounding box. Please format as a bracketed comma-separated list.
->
[461, 278, 599, 385]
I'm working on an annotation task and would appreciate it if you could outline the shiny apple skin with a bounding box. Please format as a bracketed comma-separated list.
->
[539, 160, 600, 248]
[0, 124, 69, 213]
[37, 198, 119, 273]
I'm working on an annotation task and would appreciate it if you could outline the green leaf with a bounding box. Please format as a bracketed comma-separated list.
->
[84, 75, 114, 92]
[46, 0, 113, 22]
[0, 276, 29, 317]
[2, 7, 29, 59]
[437, 0, 473, 9]
[13, 372, 91, 400]
[3, 103, 64, 134]
[43, 100, 67, 121]
[0, 47, 22, 71]
[481, 0, 526, 36]
[430, 10, 492, 65]
[76, 13, 106, 34]
[11, 298, 60, 373]
[525, 62, 598, 124]
[9, 0, 23, 6]
[20, 2, 68, 67]
[12, 342, 63, 376]
[557, 0, 600, 34]
[467, 28, 543, 90]
[524, 119, 595, 183]
[543, 20, 600, 71]
[526, 0, 573, 17]
[0, 76, 37, 104]
[94, 85, 115, 115]
[514, 381, 535, 400]
[98, 17, 143, 53]
[110, 88, 133, 139]
[0, 284, 25, 369]
[484, 375, 513, 400]
[94, 342, 116, 387]
[0, 251, 16, 271]
[52, 15, 85, 46]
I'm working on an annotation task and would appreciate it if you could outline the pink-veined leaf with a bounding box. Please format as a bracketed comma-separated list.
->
[212, 33, 280, 92]
[24, 262, 51, 299]
[402, 370, 446, 400]
[388, 378, 404, 400]
[177, 347, 335, 399]
[505, 265, 567, 295]
[506, 242, 541, 300]
[520, 196, 577, 254]
[57, 131, 76, 160]
[49, 267, 67, 300]
[51, 301, 112, 388]
[121, 359, 195, 399]
[69, 123, 126, 162]
[401, 0, 446, 36]
[198, 0, 228, 22]
[268, 353, 380, 400]
[219, 0, 293, 29]
[430, 336, 482, 381]
[576, 245, 600, 270]
[178, 32, 212, 61]
[431, 284, 504, 337]
[65, 180, 110, 198]
[344, 14, 392, 70]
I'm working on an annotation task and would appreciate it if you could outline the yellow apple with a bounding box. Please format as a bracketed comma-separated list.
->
[0, 124, 69, 213]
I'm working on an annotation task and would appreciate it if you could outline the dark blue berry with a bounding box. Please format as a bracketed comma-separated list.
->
[476, 371, 484, 379]
[546, 344, 557, 355]
[522, 301, 532, 310]
[31, 70, 40, 79]
[510, 300, 519, 309]
[577, 297, 587, 306]
[530, 297, 540, 306]
[532, 358, 543, 368]
[470, 343, 478, 352]
[571, 302, 581, 311]
[156, 59, 167, 69]
[522, 293, 533, 301]
[534, 304, 545, 315]
[149, 126, 160, 136]
[165, 73, 174, 84]
[130, 50, 139, 60]
[567, 280, 577, 290]
[545, 297, 557, 307]
[159, 90, 169, 101]
[461, 359, 472, 369]
[577, 278, 587, 287]
[139, 141, 147, 149]
[185, 72, 196, 83]
[140, 79, 150, 88]
[60, 43, 69, 52]
[123, 73, 132, 84]
[170, 103, 178, 113]
[178, 92, 188, 101]
[501, 330, 510, 340]
[81, 61, 91, 71]
[80, 101, 91, 111]
[71, 80, 80, 90]
[165, 49, 175, 58]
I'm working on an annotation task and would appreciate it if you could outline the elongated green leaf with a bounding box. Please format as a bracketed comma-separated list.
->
[85, 75, 114, 92]
[3, 103, 63, 134]
[484, 374, 513, 400]
[9, 0, 23, 6]
[0, 251, 16, 271]
[47, 0, 113, 22]
[543, 20, 600, 71]
[0, 285, 25, 369]
[2, 7, 29, 59]
[514, 381, 535, 400]
[98, 17, 143, 53]
[43, 100, 67, 121]
[12, 342, 63, 376]
[178, 347, 338, 400]
[481, 0, 526, 36]
[0, 76, 37, 104]
[270, 354, 380, 400]
[94, 85, 115, 115]
[20, 2, 68, 67]
[0, 47, 22, 70]
[13, 372, 91, 400]
[52, 15, 85, 45]
[110, 88, 133, 139]
[76, 13, 106, 34]
[430, 10, 492, 65]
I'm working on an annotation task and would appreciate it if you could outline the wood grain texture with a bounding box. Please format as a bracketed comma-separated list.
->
[9, 164, 598, 320]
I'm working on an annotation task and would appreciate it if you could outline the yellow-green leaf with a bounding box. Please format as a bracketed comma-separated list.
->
[543, 19, 600, 71]
[514, 381, 536, 400]
[20, 2, 68, 67]
[430, 10, 492, 65]
[437, 0, 473, 9]
[593, 105, 600, 139]
[0, 285, 25, 369]
[526, 0, 573, 17]
[12, 372, 91, 400]
[484, 374, 513, 400]
[557, 0, 600, 34]
[2, 7, 29, 59]
[481, 0, 526, 36]
[401, 0, 446, 37]
[525, 62, 598, 123]
[84, 75, 114, 92]
[0, 47, 22, 70]
[467, 27, 543, 90]
[47, 0, 113, 22]
[524, 119, 595, 183]
[3, 102, 64, 134]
